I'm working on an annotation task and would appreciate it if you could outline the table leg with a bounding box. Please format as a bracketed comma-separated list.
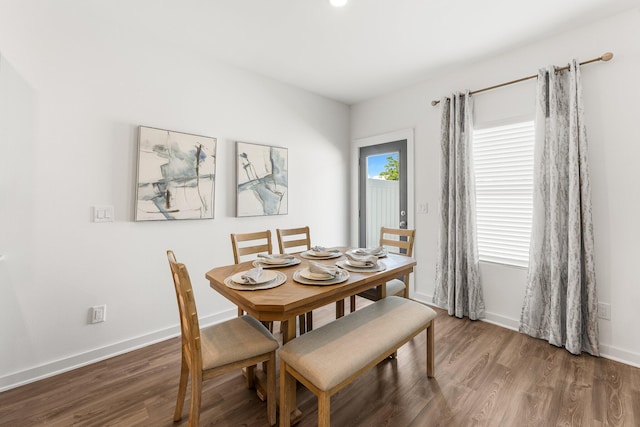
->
[335, 299, 345, 318]
[282, 318, 297, 344]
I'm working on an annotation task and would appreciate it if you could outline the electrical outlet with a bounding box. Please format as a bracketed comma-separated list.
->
[597, 302, 610, 320]
[91, 305, 107, 323]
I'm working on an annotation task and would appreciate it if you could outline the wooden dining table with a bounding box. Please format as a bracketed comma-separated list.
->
[205, 247, 417, 345]
[205, 247, 416, 422]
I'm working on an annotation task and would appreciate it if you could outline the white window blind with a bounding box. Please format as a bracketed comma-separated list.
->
[472, 121, 534, 267]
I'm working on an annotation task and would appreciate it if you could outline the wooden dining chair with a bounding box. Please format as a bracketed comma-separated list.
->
[230, 230, 274, 328]
[350, 227, 416, 312]
[231, 230, 307, 335]
[166, 250, 278, 426]
[276, 226, 314, 332]
[276, 226, 311, 254]
[230, 230, 273, 265]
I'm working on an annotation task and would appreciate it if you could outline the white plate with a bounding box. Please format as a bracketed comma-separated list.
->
[253, 258, 301, 269]
[293, 269, 350, 286]
[345, 258, 374, 268]
[224, 271, 287, 291]
[346, 248, 388, 258]
[300, 250, 342, 260]
[256, 255, 296, 265]
[299, 267, 341, 281]
[336, 260, 387, 273]
[231, 269, 278, 285]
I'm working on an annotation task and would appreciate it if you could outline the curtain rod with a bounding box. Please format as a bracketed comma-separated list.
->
[431, 52, 613, 106]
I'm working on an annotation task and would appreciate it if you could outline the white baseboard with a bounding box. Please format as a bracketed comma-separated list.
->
[0, 309, 235, 393]
[413, 292, 640, 368]
[599, 344, 640, 368]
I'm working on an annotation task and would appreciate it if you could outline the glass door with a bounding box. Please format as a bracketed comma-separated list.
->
[358, 140, 407, 248]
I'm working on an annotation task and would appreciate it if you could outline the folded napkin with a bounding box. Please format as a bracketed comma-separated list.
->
[240, 266, 263, 284]
[307, 261, 340, 279]
[310, 245, 339, 255]
[258, 253, 295, 264]
[345, 252, 377, 267]
[352, 246, 385, 256]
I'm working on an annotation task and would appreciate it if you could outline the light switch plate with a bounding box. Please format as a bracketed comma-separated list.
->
[93, 205, 114, 223]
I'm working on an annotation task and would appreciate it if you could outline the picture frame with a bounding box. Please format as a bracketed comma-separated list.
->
[135, 126, 217, 221]
[236, 141, 288, 217]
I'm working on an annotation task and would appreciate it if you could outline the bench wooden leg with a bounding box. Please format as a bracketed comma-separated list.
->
[426, 321, 435, 378]
[279, 360, 297, 427]
[245, 365, 256, 389]
[318, 392, 331, 427]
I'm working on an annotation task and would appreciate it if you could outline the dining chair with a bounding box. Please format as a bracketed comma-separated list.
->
[230, 230, 274, 329]
[276, 226, 311, 254]
[230, 230, 273, 265]
[231, 230, 307, 335]
[276, 226, 314, 332]
[350, 227, 416, 312]
[166, 250, 278, 426]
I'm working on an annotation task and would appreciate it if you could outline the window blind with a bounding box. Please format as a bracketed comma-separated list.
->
[472, 121, 535, 267]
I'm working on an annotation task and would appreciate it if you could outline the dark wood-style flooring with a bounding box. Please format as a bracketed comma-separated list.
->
[1, 297, 639, 426]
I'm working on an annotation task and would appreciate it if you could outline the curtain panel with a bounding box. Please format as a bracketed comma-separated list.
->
[434, 92, 485, 320]
[519, 60, 599, 356]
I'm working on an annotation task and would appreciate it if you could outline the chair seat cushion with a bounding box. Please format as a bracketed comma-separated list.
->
[386, 279, 405, 296]
[279, 296, 437, 391]
[201, 315, 279, 370]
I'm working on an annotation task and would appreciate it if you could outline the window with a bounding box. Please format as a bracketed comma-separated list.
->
[472, 120, 535, 267]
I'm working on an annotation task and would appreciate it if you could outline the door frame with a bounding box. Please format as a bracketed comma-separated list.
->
[350, 128, 414, 246]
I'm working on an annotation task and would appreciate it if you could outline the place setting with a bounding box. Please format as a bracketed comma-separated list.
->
[252, 253, 301, 268]
[299, 245, 343, 260]
[224, 265, 287, 291]
[345, 245, 387, 258]
[336, 251, 387, 273]
[293, 260, 350, 285]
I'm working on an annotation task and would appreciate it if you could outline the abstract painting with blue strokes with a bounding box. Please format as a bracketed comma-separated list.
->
[236, 141, 288, 217]
[135, 126, 217, 221]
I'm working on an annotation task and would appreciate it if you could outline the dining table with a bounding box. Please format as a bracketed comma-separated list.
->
[205, 246, 417, 344]
[205, 246, 416, 422]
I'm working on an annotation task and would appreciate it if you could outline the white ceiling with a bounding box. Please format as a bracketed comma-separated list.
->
[64, 0, 640, 104]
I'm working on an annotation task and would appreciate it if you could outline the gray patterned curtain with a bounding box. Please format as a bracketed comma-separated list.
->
[519, 60, 599, 356]
[434, 92, 485, 320]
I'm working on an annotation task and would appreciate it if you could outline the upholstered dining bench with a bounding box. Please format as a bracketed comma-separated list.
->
[278, 296, 437, 427]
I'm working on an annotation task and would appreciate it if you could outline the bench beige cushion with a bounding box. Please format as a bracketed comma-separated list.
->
[278, 296, 436, 391]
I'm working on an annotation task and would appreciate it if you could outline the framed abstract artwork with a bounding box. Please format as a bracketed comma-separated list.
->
[236, 141, 288, 217]
[135, 126, 217, 221]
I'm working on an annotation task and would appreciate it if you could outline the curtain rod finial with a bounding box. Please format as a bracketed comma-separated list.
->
[601, 52, 613, 61]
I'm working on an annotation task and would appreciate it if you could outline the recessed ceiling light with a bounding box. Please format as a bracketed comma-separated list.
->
[330, 0, 348, 7]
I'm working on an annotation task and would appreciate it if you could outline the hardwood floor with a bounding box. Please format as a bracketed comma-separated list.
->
[1, 298, 639, 426]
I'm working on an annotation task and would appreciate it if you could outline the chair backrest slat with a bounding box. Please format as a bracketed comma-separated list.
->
[230, 230, 273, 264]
[379, 227, 415, 257]
[276, 226, 311, 254]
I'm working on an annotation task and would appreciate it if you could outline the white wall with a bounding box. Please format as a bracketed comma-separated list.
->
[351, 9, 640, 366]
[0, 6, 350, 390]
